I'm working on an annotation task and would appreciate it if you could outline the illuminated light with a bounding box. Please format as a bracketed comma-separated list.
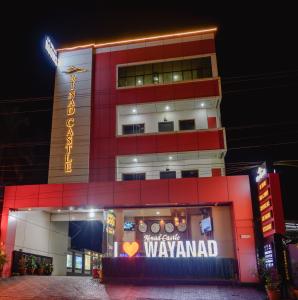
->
[160, 219, 165, 225]
[200, 102, 205, 107]
[260, 200, 271, 212]
[69, 207, 74, 211]
[165, 105, 170, 110]
[28, 208, 32, 211]
[156, 211, 160, 215]
[143, 240, 218, 258]
[259, 189, 270, 201]
[132, 108, 137, 113]
[123, 242, 139, 257]
[181, 219, 186, 224]
[57, 27, 218, 52]
[261, 211, 272, 222]
[137, 79, 143, 85]
[258, 179, 268, 191]
[89, 211, 95, 218]
[57, 209, 61, 213]
[139, 220, 143, 224]
[45, 36, 58, 66]
[168, 156, 173, 160]
[133, 158, 138, 163]
[263, 223, 273, 233]
[256, 166, 267, 182]
[173, 74, 179, 81]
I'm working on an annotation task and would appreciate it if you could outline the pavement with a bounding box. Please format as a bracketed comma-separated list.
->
[0, 276, 267, 300]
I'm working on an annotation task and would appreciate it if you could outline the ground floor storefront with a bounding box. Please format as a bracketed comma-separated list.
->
[0, 276, 266, 300]
[0, 176, 258, 283]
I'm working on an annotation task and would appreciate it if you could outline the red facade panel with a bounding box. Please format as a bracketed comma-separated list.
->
[38, 184, 63, 208]
[140, 179, 169, 205]
[114, 181, 141, 206]
[198, 177, 228, 203]
[212, 168, 222, 177]
[208, 116, 217, 129]
[14, 185, 39, 209]
[168, 178, 198, 205]
[62, 183, 88, 207]
[88, 182, 114, 207]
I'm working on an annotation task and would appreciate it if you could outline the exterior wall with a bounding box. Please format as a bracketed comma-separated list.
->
[12, 211, 68, 276]
[1, 176, 257, 282]
[117, 106, 220, 135]
[48, 48, 93, 184]
[90, 34, 221, 182]
[116, 156, 225, 180]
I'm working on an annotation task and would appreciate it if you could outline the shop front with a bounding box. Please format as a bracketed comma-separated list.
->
[0, 176, 258, 283]
[102, 205, 237, 282]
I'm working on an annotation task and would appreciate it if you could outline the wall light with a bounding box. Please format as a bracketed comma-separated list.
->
[57, 209, 61, 213]
[200, 103, 205, 107]
[132, 108, 137, 113]
[133, 158, 138, 163]
[165, 105, 170, 110]
[156, 211, 160, 215]
[169, 156, 173, 160]
[89, 211, 95, 218]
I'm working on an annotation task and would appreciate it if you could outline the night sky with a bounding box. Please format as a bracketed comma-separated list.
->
[1, 3, 298, 228]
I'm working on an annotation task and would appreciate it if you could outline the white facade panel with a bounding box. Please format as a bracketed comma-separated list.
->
[12, 211, 69, 276]
[116, 151, 225, 181]
[48, 48, 93, 184]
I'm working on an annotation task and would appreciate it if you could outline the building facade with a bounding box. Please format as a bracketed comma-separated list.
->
[0, 28, 258, 282]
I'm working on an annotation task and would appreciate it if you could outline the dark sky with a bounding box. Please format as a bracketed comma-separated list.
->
[0, 3, 298, 219]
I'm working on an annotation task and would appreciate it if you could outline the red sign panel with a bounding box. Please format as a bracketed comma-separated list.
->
[257, 173, 285, 238]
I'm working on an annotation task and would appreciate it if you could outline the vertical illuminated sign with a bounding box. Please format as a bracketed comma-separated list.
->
[45, 36, 58, 66]
[62, 66, 87, 174]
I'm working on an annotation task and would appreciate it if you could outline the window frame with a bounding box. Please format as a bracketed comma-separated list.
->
[122, 123, 145, 135]
[158, 121, 174, 132]
[116, 54, 214, 89]
[160, 171, 176, 179]
[122, 173, 146, 181]
[179, 119, 196, 131]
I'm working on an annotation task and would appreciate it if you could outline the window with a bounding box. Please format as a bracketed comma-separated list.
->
[179, 119, 195, 131]
[122, 124, 145, 135]
[158, 121, 174, 132]
[160, 171, 176, 179]
[181, 170, 199, 178]
[122, 173, 146, 181]
[118, 56, 212, 88]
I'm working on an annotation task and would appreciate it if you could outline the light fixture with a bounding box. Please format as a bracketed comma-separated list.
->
[169, 156, 173, 160]
[133, 157, 138, 163]
[69, 207, 74, 211]
[160, 219, 164, 225]
[165, 105, 170, 110]
[132, 108, 137, 113]
[156, 211, 160, 215]
[28, 208, 32, 211]
[57, 209, 61, 213]
[200, 102, 205, 107]
[89, 211, 95, 218]
[181, 218, 186, 224]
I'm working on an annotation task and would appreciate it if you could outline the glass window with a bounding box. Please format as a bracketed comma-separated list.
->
[160, 171, 176, 179]
[173, 72, 182, 82]
[84, 255, 91, 271]
[117, 56, 212, 87]
[136, 76, 144, 86]
[183, 71, 192, 81]
[122, 124, 145, 135]
[67, 254, 73, 268]
[163, 72, 172, 83]
[181, 170, 199, 178]
[179, 119, 195, 131]
[158, 121, 174, 132]
[75, 256, 82, 270]
[122, 173, 146, 181]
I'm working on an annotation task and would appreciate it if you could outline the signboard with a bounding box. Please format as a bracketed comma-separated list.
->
[45, 36, 58, 66]
[257, 172, 285, 238]
[114, 239, 218, 258]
